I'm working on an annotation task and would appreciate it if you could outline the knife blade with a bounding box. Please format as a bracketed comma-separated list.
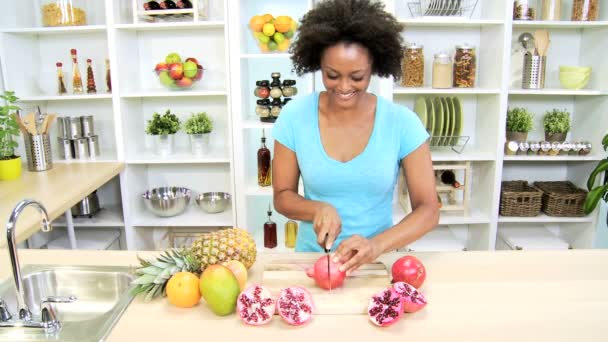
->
[324, 233, 331, 292]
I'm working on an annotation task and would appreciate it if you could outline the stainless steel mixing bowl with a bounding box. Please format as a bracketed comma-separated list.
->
[195, 192, 231, 214]
[142, 187, 191, 217]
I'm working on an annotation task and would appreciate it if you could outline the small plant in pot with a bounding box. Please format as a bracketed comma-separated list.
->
[145, 109, 181, 156]
[543, 108, 571, 142]
[185, 112, 213, 156]
[506, 107, 533, 142]
[0, 91, 22, 180]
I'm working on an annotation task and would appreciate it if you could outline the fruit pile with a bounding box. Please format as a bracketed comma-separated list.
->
[155, 52, 203, 90]
[249, 14, 297, 53]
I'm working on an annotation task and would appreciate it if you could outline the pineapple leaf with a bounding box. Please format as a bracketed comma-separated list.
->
[151, 260, 171, 269]
[130, 284, 153, 297]
[140, 266, 162, 275]
[131, 274, 156, 285]
[144, 284, 162, 302]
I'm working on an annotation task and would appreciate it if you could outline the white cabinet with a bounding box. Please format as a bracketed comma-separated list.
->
[1, 0, 605, 251]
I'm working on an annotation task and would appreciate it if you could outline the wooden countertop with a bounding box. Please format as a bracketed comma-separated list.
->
[0, 162, 124, 245]
[0, 249, 607, 341]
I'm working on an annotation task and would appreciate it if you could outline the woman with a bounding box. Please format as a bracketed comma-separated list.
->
[272, 0, 438, 275]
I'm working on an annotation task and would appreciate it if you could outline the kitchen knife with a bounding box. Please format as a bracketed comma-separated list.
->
[324, 233, 331, 292]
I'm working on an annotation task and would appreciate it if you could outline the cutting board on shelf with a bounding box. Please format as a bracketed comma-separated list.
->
[262, 258, 391, 315]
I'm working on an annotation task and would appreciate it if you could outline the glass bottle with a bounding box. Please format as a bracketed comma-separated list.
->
[401, 43, 424, 87]
[264, 203, 277, 249]
[432, 52, 452, 89]
[453, 44, 476, 88]
[257, 129, 271, 187]
[56, 62, 67, 95]
[86, 58, 96, 94]
[284, 220, 298, 248]
[70, 48, 83, 94]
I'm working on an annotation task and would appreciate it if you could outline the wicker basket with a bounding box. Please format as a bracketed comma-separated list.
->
[500, 181, 543, 217]
[533, 181, 588, 217]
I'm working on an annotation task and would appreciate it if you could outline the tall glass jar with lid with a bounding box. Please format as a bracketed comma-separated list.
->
[40, 0, 88, 27]
[571, 0, 599, 21]
[401, 44, 424, 88]
[432, 52, 452, 89]
[453, 44, 476, 88]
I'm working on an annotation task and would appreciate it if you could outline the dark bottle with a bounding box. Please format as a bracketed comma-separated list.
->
[264, 203, 277, 249]
[440, 170, 460, 188]
[258, 129, 271, 187]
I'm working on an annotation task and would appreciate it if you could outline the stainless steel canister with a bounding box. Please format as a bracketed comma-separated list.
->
[67, 117, 83, 139]
[57, 116, 70, 138]
[80, 115, 95, 137]
[73, 138, 89, 160]
[58, 137, 74, 160]
[87, 135, 100, 158]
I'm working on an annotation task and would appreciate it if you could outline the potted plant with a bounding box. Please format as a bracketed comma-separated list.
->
[506, 107, 533, 142]
[0, 91, 22, 180]
[583, 134, 608, 216]
[184, 112, 213, 156]
[543, 108, 571, 142]
[145, 109, 181, 156]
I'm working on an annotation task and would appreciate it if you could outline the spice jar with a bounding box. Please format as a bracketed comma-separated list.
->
[529, 141, 541, 155]
[541, 0, 561, 20]
[513, 0, 536, 20]
[517, 141, 530, 155]
[571, 0, 599, 21]
[453, 44, 476, 88]
[579, 141, 592, 155]
[281, 80, 297, 97]
[538, 141, 551, 156]
[254, 80, 270, 98]
[548, 141, 561, 156]
[560, 142, 572, 155]
[271, 98, 282, 118]
[401, 44, 424, 87]
[256, 99, 271, 119]
[41, 0, 88, 27]
[432, 52, 452, 89]
[270, 72, 283, 98]
[570, 142, 582, 155]
[505, 141, 519, 155]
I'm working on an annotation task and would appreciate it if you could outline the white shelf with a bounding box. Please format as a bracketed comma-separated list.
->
[18, 94, 113, 102]
[55, 149, 118, 164]
[401, 227, 467, 252]
[509, 89, 604, 96]
[1, 25, 107, 35]
[246, 185, 272, 196]
[513, 20, 608, 29]
[503, 155, 605, 162]
[431, 150, 495, 161]
[115, 21, 225, 31]
[398, 18, 504, 27]
[394, 87, 501, 95]
[392, 202, 490, 225]
[120, 90, 227, 98]
[498, 214, 594, 223]
[127, 148, 231, 164]
[133, 203, 233, 227]
[52, 205, 124, 227]
[243, 118, 274, 129]
[240, 53, 291, 59]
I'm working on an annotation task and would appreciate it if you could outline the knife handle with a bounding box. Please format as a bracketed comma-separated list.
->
[323, 233, 330, 253]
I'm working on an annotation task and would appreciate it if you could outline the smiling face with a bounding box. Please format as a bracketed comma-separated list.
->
[320, 41, 373, 109]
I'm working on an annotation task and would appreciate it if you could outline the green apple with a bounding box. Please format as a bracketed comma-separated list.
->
[159, 71, 176, 88]
[183, 61, 198, 78]
[165, 52, 181, 64]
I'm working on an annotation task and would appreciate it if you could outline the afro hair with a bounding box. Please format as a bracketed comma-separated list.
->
[290, 0, 405, 80]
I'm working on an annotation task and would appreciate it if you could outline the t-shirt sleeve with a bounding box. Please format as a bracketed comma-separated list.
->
[398, 107, 429, 160]
[272, 101, 296, 152]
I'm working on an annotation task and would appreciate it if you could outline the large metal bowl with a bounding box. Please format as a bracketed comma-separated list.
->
[142, 187, 191, 217]
[196, 192, 231, 214]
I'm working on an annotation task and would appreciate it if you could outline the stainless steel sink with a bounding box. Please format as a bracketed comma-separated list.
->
[0, 265, 135, 342]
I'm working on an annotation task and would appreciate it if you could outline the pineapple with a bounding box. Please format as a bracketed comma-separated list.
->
[189, 228, 257, 271]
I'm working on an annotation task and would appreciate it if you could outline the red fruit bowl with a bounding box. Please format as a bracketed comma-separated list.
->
[154, 60, 204, 90]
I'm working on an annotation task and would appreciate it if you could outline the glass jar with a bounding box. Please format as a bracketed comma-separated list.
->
[541, 0, 561, 20]
[453, 44, 476, 88]
[284, 220, 298, 248]
[256, 99, 271, 119]
[41, 0, 88, 27]
[571, 0, 599, 21]
[281, 80, 297, 97]
[401, 44, 424, 87]
[254, 80, 270, 98]
[432, 52, 452, 89]
[513, 0, 536, 20]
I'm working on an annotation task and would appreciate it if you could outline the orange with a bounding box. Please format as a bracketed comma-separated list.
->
[166, 272, 201, 308]
[223, 260, 248, 290]
[274, 16, 292, 33]
[277, 39, 290, 52]
[259, 43, 269, 52]
[249, 15, 265, 32]
[262, 13, 274, 23]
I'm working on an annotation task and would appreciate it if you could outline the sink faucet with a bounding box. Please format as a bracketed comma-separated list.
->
[2, 199, 76, 333]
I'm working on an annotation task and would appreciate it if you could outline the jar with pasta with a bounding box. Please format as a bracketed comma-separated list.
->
[401, 44, 424, 88]
[453, 44, 476, 88]
[40, 0, 88, 27]
[432, 52, 452, 89]
[571, 0, 599, 21]
[513, 0, 536, 20]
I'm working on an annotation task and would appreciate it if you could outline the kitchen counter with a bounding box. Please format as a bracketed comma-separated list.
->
[0, 162, 124, 246]
[0, 249, 607, 341]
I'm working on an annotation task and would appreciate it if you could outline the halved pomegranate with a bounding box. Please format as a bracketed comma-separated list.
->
[276, 286, 315, 326]
[391, 255, 426, 288]
[392, 281, 427, 313]
[367, 287, 404, 327]
[306, 255, 346, 290]
[237, 284, 275, 325]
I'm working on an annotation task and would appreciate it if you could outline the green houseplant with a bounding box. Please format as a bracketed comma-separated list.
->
[543, 108, 571, 142]
[0, 91, 22, 180]
[185, 112, 213, 156]
[583, 134, 608, 215]
[146, 109, 181, 156]
[506, 107, 534, 142]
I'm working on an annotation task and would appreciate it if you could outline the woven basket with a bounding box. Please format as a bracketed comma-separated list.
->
[500, 181, 543, 217]
[533, 181, 588, 217]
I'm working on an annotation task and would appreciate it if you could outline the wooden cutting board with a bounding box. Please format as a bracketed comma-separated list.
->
[262, 258, 391, 315]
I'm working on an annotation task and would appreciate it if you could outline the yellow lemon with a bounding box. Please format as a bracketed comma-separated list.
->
[262, 23, 275, 37]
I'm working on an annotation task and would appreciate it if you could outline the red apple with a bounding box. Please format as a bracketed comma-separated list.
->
[194, 65, 204, 81]
[155, 62, 168, 75]
[169, 63, 184, 80]
[185, 57, 199, 65]
[176, 77, 193, 88]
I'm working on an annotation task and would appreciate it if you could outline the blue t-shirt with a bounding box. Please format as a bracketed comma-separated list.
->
[272, 92, 428, 252]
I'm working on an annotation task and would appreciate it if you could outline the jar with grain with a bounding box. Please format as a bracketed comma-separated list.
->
[40, 0, 88, 27]
[401, 44, 424, 88]
[541, 0, 561, 20]
[453, 44, 476, 88]
[513, 0, 536, 20]
[432, 52, 452, 89]
[571, 0, 599, 21]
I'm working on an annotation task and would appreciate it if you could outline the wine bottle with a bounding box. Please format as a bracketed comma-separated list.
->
[440, 170, 461, 188]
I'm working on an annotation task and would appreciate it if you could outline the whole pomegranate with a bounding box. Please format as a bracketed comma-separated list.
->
[276, 286, 315, 325]
[392, 281, 427, 313]
[367, 287, 404, 327]
[391, 255, 426, 288]
[236, 284, 275, 325]
[306, 255, 346, 290]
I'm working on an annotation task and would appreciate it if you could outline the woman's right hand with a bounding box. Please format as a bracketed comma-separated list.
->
[313, 203, 341, 251]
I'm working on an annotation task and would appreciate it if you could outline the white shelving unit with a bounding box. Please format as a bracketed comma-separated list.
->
[1, 0, 606, 252]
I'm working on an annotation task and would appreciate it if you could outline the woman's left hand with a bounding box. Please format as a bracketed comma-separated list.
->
[332, 235, 381, 276]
